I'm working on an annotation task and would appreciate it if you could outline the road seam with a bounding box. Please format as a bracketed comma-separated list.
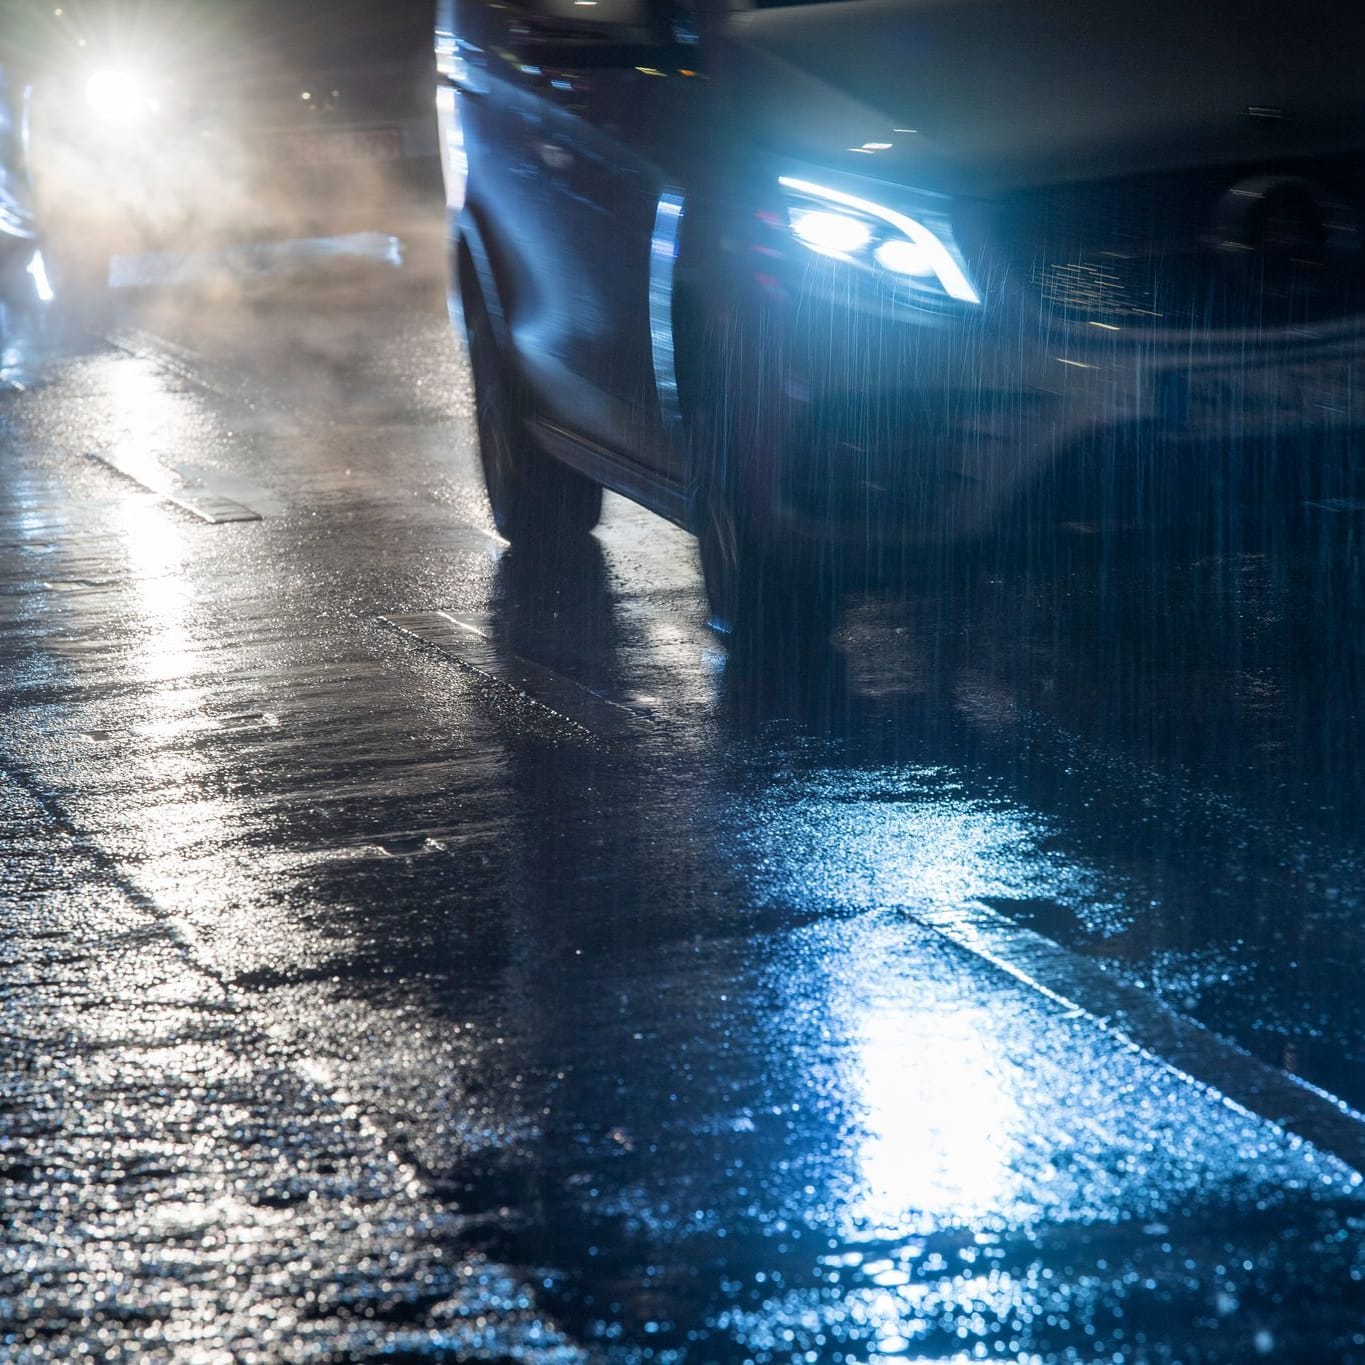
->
[86, 448, 262, 525]
[914, 896, 1365, 1179]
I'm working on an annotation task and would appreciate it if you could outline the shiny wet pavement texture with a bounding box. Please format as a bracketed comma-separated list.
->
[3, 222, 1365, 1361]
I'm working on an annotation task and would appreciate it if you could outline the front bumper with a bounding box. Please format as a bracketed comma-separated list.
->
[759, 276, 1365, 547]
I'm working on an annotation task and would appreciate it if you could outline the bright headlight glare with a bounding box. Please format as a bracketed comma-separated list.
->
[790, 209, 874, 258]
[86, 69, 156, 123]
[779, 174, 981, 305]
[874, 239, 933, 277]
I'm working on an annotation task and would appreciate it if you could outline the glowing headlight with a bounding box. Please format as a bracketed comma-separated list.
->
[86, 69, 159, 123]
[790, 209, 875, 258]
[779, 175, 982, 305]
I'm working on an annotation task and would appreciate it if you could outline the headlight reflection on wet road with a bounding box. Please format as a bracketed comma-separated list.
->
[845, 1000, 1017, 1235]
[117, 494, 202, 689]
[738, 764, 1115, 918]
[703, 758, 1365, 1360]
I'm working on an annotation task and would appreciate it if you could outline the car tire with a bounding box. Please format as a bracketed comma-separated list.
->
[687, 393, 835, 647]
[464, 285, 602, 543]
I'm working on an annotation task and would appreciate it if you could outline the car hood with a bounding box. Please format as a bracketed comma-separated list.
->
[721, 0, 1365, 196]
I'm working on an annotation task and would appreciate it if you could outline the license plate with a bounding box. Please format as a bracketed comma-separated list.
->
[272, 128, 403, 165]
[1181, 355, 1359, 434]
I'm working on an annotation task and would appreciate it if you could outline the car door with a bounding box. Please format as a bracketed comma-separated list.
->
[447, 0, 704, 489]
[528, 34, 703, 481]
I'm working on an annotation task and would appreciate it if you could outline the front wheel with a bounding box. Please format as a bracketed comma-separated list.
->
[464, 287, 601, 543]
[693, 417, 839, 650]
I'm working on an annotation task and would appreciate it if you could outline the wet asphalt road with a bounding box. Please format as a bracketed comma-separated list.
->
[4, 210, 1365, 1362]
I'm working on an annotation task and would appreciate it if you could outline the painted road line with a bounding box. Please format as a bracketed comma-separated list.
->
[88, 448, 262, 525]
[107, 328, 258, 410]
[382, 610, 655, 741]
[915, 896, 1365, 1177]
[108, 233, 405, 291]
[388, 607, 1365, 1173]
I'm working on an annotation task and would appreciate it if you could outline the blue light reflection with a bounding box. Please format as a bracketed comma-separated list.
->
[703, 761, 1365, 1358]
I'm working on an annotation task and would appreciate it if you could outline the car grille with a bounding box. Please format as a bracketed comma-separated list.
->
[984, 159, 1365, 334]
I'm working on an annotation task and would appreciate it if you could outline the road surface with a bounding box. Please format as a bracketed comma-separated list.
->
[3, 209, 1365, 1362]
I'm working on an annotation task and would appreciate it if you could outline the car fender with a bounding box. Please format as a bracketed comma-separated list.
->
[447, 201, 510, 356]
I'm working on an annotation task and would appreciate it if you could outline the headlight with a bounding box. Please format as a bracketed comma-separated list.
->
[27, 251, 55, 304]
[779, 175, 982, 306]
[85, 69, 160, 124]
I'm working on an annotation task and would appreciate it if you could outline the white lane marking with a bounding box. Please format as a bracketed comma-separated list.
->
[106, 328, 251, 408]
[392, 608, 1365, 1175]
[913, 896, 1365, 1179]
[88, 448, 262, 525]
[108, 232, 405, 291]
[383, 609, 656, 741]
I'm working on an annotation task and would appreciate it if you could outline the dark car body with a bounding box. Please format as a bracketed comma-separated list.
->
[0, 0, 439, 287]
[438, 0, 1365, 626]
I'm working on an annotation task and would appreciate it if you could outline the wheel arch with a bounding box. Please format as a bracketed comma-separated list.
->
[449, 202, 512, 357]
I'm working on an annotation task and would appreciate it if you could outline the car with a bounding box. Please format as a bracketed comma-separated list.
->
[436, 0, 1365, 634]
[0, 24, 39, 290]
[0, 0, 440, 302]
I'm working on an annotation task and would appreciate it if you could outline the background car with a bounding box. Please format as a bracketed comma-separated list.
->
[438, 0, 1365, 638]
[1, 0, 440, 304]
